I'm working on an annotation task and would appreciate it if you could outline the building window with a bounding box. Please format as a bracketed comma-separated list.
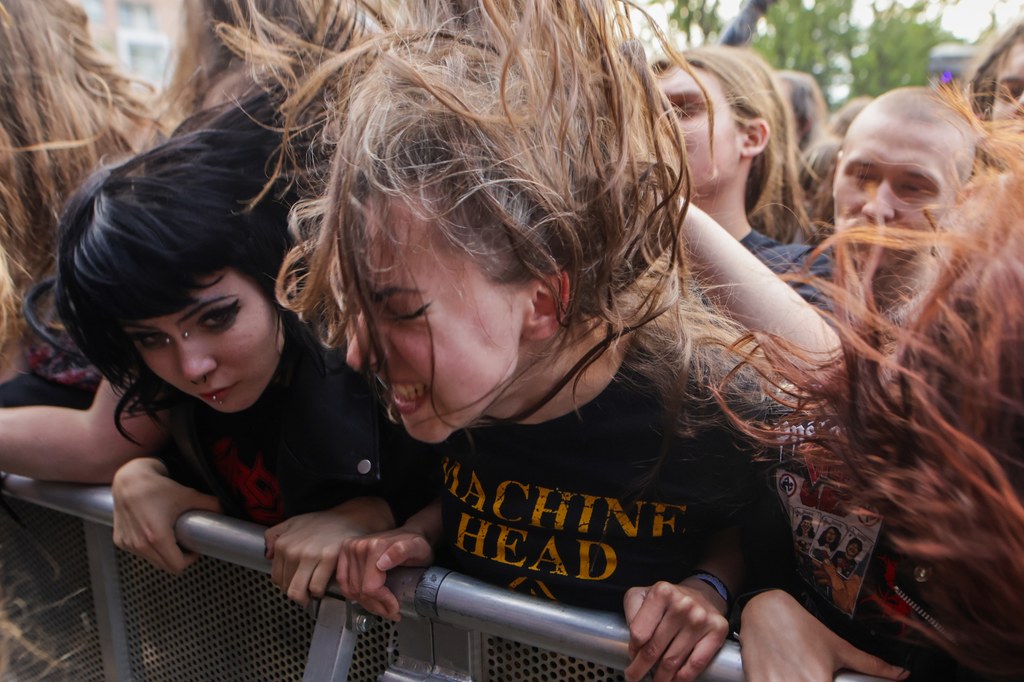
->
[82, 0, 106, 24]
[125, 41, 168, 84]
[117, 1, 156, 31]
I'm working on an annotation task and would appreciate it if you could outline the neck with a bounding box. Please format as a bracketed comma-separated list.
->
[694, 178, 753, 242]
[490, 323, 626, 424]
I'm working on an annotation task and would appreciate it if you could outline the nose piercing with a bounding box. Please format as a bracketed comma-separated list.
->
[182, 331, 189, 340]
[190, 373, 208, 386]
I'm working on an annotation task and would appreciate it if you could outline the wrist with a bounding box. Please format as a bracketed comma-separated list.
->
[684, 570, 733, 615]
[401, 500, 443, 544]
[334, 497, 396, 534]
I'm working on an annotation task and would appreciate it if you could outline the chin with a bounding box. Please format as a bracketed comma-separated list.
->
[402, 414, 460, 444]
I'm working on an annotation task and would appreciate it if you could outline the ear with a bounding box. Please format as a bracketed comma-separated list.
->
[738, 117, 770, 160]
[521, 271, 569, 342]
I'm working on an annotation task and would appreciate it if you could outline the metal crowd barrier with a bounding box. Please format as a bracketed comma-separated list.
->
[0, 475, 885, 681]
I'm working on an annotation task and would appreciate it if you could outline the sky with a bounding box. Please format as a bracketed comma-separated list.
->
[929, 0, 1023, 41]
[710, 0, 1024, 44]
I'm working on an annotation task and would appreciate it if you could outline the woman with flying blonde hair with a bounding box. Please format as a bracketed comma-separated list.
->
[0, 0, 156, 405]
[273, 2, 834, 680]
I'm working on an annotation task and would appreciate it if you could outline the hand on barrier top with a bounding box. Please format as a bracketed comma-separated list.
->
[335, 527, 435, 620]
[264, 496, 395, 608]
[623, 580, 730, 682]
[738, 589, 909, 682]
[111, 457, 222, 575]
[336, 498, 441, 620]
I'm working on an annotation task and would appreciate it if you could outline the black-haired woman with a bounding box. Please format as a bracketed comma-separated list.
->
[5, 97, 436, 605]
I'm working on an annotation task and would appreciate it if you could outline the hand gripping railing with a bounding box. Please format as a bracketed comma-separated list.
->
[1, 475, 886, 682]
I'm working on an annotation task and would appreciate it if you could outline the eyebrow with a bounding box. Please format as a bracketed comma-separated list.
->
[667, 92, 704, 105]
[175, 295, 235, 324]
[121, 295, 236, 331]
[844, 158, 941, 185]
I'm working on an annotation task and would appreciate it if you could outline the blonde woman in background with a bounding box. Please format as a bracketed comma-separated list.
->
[0, 0, 157, 407]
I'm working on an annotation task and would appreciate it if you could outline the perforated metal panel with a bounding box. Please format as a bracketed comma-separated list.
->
[485, 637, 625, 682]
[2, 496, 637, 682]
[116, 548, 398, 681]
[349, 615, 399, 680]
[0, 498, 106, 681]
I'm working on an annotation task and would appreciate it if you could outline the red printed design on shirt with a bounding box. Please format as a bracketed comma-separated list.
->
[210, 437, 284, 525]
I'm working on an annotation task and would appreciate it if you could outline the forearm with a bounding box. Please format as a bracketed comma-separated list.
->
[400, 498, 443, 546]
[683, 527, 744, 616]
[0, 381, 166, 483]
[329, 496, 398, 535]
[683, 206, 838, 356]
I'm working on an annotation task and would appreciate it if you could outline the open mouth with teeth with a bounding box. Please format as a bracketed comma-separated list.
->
[390, 382, 428, 414]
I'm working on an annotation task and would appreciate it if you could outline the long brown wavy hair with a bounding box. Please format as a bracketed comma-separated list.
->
[160, 0, 365, 127]
[274, 0, 754, 431]
[0, 0, 154, 349]
[743, 97, 1024, 677]
[682, 46, 811, 244]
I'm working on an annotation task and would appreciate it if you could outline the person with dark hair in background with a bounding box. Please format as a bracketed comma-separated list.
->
[968, 18, 1024, 121]
[777, 69, 829, 152]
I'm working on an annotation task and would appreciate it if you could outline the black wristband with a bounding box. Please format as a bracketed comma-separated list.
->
[687, 570, 732, 611]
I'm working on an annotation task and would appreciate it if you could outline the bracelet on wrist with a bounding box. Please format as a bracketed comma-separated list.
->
[687, 570, 733, 611]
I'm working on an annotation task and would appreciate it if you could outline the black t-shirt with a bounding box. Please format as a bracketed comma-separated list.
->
[195, 383, 288, 525]
[436, 372, 760, 611]
[740, 229, 832, 309]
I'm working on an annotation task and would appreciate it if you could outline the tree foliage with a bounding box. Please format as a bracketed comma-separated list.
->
[655, 0, 965, 108]
[663, 0, 725, 46]
[751, 0, 858, 107]
[848, 1, 957, 98]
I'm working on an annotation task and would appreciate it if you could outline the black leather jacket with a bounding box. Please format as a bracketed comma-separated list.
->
[165, 346, 438, 524]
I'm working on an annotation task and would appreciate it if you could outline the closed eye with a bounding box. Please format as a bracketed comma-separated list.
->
[899, 183, 935, 196]
[388, 303, 431, 321]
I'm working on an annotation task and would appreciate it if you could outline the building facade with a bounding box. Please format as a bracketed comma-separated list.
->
[77, 0, 181, 85]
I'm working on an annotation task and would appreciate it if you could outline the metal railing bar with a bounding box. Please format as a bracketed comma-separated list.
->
[1, 475, 888, 682]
